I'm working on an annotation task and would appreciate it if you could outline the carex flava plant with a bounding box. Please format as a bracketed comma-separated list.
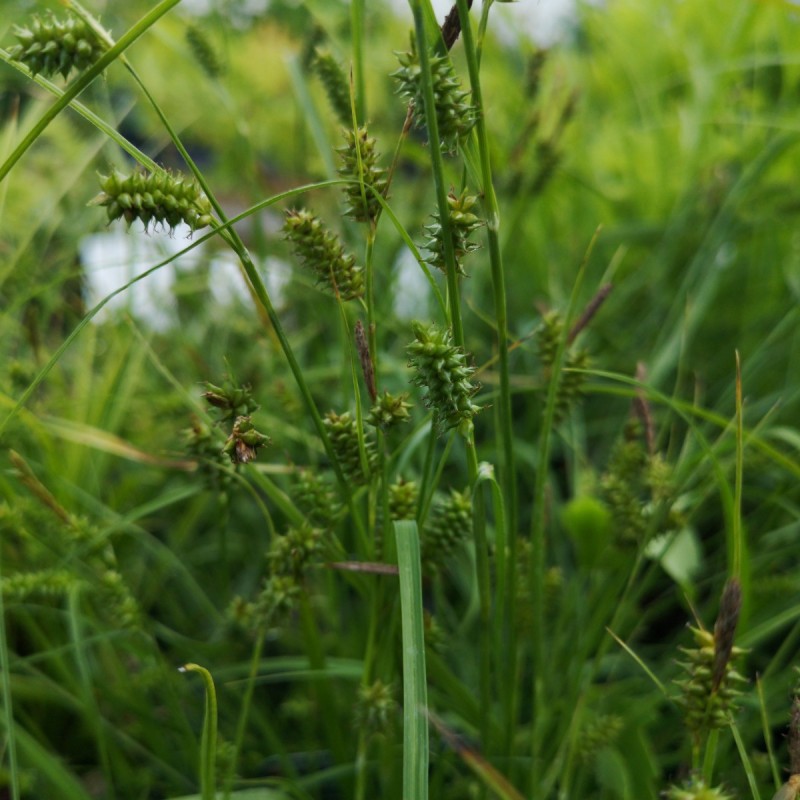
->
[3, 1, 798, 799]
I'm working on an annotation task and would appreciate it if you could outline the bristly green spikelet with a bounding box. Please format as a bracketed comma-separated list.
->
[407, 321, 481, 435]
[293, 468, 342, 530]
[338, 126, 389, 224]
[600, 418, 682, 548]
[575, 714, 624, 763]
[2, 569, 82, 601]
[663, 777, 734, 800]
[267, 524, 324, 580]
[388, 477, 419, 521]
[7, 12, 107, 80]
[283, 210, 364, 301]
[202, 378, 259, 422]
[185, 24, 224, 78]
[536, 310, 589, 422]
[310, 48, 351, 126]
[323, 410, 377, 485]
[675, 579, 746, 742]
[422, 488, 472, 573]
[89, 169, 215, 233]
[222, 415, 271, 465]
[422, 189, 483, 276]
[354, 680, 398, 739]
[368, 390, 412, 430]
[392, 33, 477, 153]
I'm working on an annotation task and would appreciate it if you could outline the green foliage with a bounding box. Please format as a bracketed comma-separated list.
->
[3, 0, 800, 798]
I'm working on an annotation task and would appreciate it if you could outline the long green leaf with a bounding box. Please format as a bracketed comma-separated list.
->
[394, 520, 429, 800]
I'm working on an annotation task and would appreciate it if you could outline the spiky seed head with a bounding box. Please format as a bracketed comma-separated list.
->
[422, 189, 484, 276]
[222, 416, 270, 465]
[8, 12, 107, 80]
[368, 391, 412, 430]
[391, 33, 477, 153]
[283, 210, 364, 301]
[407, 321, 481, 435]
[337, 126, 389, 224]
[90, 169, 214, 233]
[323, 410, 377, 485]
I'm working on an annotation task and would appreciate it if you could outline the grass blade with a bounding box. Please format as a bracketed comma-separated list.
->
[394, 520, 429, 800]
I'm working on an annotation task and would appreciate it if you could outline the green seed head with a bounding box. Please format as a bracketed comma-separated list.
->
[392, 33, 477, 153]
[90, 169, 214, 233]
[323, 410, 377, 485]
[422, 488, 472, 573]
[368, 390, 412, 430]
[422, 189, 483, 276]
[8, 12, 107, 80]
[388, 477, 419, 521]
[310, 48, 351, 126]
[407, 321, 481, 435]
[337, 126, 389, 224]
[283, 210, 364, 301]
[222, 416, 271, 465]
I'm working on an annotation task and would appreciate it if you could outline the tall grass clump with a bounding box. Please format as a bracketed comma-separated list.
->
[2, 0, 800, 798]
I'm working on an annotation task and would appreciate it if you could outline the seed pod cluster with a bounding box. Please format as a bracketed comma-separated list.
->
[422, 190, 483, 276]
[310, 49, 351, 125]
[337, 126, 389, 224]
[392, 34, 477, 153]
[675, 624, 746, 738]
[283, 210, 364, 301]
[90, 169, 214, 232]
[407, 321, 481, 434]
[267, 524, 323, 581]
[354, 680, 398, 738]
[323, 410, 377, 485]
[222, 416, 271, 465]
[293, 468, 342, 530]
[422, 488, 472, 573]
[536, 310, 589, 422]
[368, 390, 412, 430]
[388, 477, 419, 521]
[8, 13, 106, 80]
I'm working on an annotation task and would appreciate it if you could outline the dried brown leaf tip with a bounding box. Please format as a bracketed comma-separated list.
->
[712, 577, 742, 692]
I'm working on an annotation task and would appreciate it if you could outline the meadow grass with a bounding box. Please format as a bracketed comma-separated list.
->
[2, 1, 800, 798]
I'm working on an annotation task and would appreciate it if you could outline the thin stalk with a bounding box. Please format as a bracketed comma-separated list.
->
[456, 0, 517, 754]
[528, 228, 599, 795]
[67, 588, 114, 799]
[229, 630, 266, 797]
[0, 546, 20, 800]
[351, 0, 367, 123]
[179, 664, 218, 800]
[409, 0, 492, 749]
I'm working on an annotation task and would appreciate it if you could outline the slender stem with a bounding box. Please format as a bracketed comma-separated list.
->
[229, 631, 265, 794]
[529, 228, 598, 795]
[351, 0, 367, 123]
[455, 0, 517, 755]
[409, 0, 492, 750]
[0, 546, 20, 800]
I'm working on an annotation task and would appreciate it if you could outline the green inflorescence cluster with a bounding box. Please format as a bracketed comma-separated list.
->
[8, 12, 107, 80]
[90, 169, 215, 232]
[283, 210, 364, 301]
